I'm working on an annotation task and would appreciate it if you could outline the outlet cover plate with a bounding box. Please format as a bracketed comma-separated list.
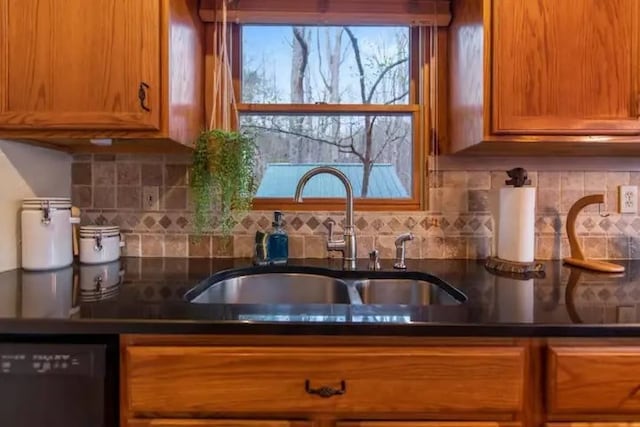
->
[619, 185, 638, 214]
[142, 186, 160, 211]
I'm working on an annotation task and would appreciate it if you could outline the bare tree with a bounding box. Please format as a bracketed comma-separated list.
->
[243, 26, 410, 197]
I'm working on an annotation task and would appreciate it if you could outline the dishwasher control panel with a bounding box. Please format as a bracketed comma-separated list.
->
[0, 344, 103, 376]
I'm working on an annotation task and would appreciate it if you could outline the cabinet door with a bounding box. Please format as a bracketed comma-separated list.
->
[492, 0, 640, 135]
[127, 421, 310, 427]
[547, 424, 640, 427]
[0, 0, 160, 130]
[337, 423, 521, 427]
[548, 346, 640, 414]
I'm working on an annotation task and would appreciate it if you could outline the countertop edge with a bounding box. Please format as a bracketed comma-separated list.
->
[2, 319, 640, 337]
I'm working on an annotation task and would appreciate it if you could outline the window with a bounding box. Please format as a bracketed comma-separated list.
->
[219, 20, 434, 210]
[237, 25, 427, 210]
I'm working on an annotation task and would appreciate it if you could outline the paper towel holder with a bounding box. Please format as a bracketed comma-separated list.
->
[564, 194, 625, 273]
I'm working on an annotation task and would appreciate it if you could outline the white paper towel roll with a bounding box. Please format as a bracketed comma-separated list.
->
[497, 187, 536, 263]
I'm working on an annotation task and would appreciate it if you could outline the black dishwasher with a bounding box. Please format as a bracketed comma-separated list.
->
[0, 336, 118, 427]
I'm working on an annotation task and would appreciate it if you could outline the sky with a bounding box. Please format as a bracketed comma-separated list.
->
[241, 25, 410, 104]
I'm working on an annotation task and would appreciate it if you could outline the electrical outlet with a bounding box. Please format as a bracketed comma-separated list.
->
[619, 185, 638, 214]
[142, 186, 160, 211]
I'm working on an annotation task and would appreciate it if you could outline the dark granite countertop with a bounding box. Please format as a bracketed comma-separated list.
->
[0, 257, 639, 337]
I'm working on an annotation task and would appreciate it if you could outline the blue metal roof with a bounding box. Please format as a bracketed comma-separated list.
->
[255, 163, 409, 198]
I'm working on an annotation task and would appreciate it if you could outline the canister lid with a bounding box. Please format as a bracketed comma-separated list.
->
[22, 197, 72, 209]
[79, 225, 120, 238]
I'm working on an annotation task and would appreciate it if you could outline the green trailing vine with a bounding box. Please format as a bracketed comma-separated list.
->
[190, 129, 258, 236]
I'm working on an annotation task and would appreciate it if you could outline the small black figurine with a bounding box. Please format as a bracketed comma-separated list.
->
[505, 167, 531, 187]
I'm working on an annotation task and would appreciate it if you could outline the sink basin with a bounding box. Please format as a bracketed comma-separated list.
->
[188, 271, 355, 304]
[355, 278, 461, 305]
[185, 266, 466, 306]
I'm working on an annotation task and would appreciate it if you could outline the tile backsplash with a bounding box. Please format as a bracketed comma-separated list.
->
[71, 154, 640, 260]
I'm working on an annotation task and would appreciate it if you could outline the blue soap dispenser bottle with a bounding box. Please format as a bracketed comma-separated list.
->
[267, 211, 288, 264]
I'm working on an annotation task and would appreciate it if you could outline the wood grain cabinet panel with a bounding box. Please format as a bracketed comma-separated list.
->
[0, 0, 203, 151]
[125, 346, 525, 416]
[127, 420, 310, 427]
[0, 0, 161, 130]
[547, 424, 640, 427]
[449, 0, 640, 154]
[548, 347, 640, 414]
[338, 423, 521, 427]
[492, 0, 640, 135]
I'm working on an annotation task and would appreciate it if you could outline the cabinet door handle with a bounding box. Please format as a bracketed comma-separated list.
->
[138, 82, 151, 112]
[304, 380, 346, 398]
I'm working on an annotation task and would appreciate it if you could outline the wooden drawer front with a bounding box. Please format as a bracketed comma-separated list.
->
[548, 347, 640, 414]
[127, 420, 309, 427]
[338, 423, 521, 427]
[546, 424, 640, 427]
[126, 346, 524, 415]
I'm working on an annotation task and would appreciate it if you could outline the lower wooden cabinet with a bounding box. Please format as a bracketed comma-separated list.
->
[126, 422, 520, 427]
[547, 424, 640, 427]
[339, 423, 521, 427]
[121, 336, 640, 427]
[548, 346, 640, 414]
[127, 421, 310, 427]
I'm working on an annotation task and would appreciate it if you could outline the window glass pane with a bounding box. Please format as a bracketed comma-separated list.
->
[242, 25, 410, 105]
[241, 114, 413, 199]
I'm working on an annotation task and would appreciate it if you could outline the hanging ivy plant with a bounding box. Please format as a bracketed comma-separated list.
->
[190, 129, 258, 236]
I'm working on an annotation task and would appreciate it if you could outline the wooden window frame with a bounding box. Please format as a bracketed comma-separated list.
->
[229, 25, 431, 212]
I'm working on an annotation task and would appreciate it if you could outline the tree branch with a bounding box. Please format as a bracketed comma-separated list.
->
[366, 58, 408, 103]
[316, 28, 331, 98]
[343, 27, 367, 104]
[243, 123, 366, 163]
[384, 89, 410, 105]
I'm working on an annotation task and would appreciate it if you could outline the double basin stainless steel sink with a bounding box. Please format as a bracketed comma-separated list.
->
[185, 266, 467, 306]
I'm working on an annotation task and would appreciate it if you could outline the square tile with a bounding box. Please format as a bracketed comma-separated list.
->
[93, 162, 115, 186]
[117, 186, 141, 209]
[141, 234, 163, 257]
[72, 163, 92, 185]
[93, 186, 116, 209]
[165, 234, 188, 257]
[72, 186, 92, 208]
[117, 163, 141, 186]
[188, 235, 211, 258]
[165, 164, 188, 186]
[141, 164, 163, 186]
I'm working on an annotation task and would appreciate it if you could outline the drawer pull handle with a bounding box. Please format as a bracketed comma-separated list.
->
[304, 380, 346, 398]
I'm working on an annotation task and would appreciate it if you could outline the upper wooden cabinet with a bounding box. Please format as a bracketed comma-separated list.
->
[0, 0, 203, 152]
[493, 0, 640, 135]
[448, 0, 640, 155]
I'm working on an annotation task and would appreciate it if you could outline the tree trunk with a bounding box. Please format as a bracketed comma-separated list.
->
[290, 27, 309, 162]
[361, 116, 374, 197]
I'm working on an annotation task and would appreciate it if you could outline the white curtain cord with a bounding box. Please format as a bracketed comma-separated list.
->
[209, 0, 239, 131]
[429, 0, 439, 185]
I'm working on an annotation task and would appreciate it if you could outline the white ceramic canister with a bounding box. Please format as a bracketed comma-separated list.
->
[21, 198, 79, 271]
[79, 225, 124, 264]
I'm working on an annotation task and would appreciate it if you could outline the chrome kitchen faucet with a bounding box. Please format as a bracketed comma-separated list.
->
[294, 166, 357, 270]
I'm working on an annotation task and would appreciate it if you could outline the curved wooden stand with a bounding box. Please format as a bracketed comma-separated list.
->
[563, 194, 625, 273]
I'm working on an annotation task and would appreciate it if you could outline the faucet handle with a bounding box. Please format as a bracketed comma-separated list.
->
[369, 249, 380, 271]
[327, 219, 336, 241]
